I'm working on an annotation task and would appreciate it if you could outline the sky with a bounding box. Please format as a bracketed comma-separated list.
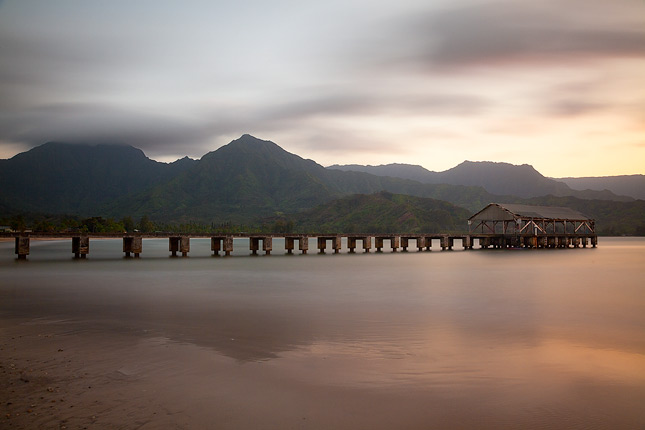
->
[0, 0, 644, 177]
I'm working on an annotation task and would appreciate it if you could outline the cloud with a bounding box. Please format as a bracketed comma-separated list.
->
[259, 90, 490, 125]
[0, 103, 224, 154]
[387, 0, 645, 71]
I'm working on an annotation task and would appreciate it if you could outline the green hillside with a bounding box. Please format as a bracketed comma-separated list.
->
[285, 191, 471, 234]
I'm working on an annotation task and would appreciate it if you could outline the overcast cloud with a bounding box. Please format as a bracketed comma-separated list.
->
[0, 0, 643, 176]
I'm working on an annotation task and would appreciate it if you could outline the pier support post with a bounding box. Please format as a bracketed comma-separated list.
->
[591, 236, 597, 248]
[123, 236, 142, 257]
[375, 237, 384, 252]
[547, 236, 556, 248]
[317, 237, 326, 254]
[391, 236, 399, 252]
[299, 236, 308, 254]
[348, 237, 356, 253]
[211, 237, 221, 255]
[180, 237, 190, 257]
[362, 236, 372, 253]
[424, 237, 432, 251]
[332, 236, 341, 253]
[262, 237, 272, 255]
[224, 236, 233, 256]
[416, 237, 426, 251]
[556, 236, 566, 248]
[250, 238, 259, 255]
[72, 236, 89, 259]
[285, 237, 295, 254]
[440, 236, 453, 250]
[169, 237, 180, 256]
[581, 237, 588, 248]
[463, 236, 472, 250]
[401, 237, 409, 252]
[14, 236, 29, 260]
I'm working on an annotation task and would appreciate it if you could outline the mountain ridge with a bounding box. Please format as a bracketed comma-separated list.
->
[1, 135, 642, 235]
[328, 161, 634, 201]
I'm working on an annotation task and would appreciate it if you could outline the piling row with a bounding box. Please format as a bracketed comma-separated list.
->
[7, 233, 598, 260]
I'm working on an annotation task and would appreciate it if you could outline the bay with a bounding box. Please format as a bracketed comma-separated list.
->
[1, 237, 644, 429]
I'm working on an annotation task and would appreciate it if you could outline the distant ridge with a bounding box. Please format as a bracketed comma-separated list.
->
[328, 161, 633, 201]
[555, 175, 645, 200]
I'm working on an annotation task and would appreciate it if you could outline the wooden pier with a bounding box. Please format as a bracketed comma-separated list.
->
[2, 204, 600, 260]
[2, 231, 597, 260]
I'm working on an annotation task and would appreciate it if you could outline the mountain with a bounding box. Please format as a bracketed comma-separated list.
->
[0, 142, 195, 215]
[107, 135, 339, 222]
[555, 175, 645, 201]
[329, 161, 633, 201]
[106, 134, 504, 223]
[327, 163, 434, 184]
[288, 191, 471, 234]
[1, 135, 642, 234]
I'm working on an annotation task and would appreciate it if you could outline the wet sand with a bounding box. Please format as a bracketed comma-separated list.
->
[3, 316, 645, 430]
[2, 318, 521, 430]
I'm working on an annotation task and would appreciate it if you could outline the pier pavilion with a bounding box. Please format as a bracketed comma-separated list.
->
[468, 203, 597, 248]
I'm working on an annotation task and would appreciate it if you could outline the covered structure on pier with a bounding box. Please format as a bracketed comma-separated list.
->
[468, 203, 595, 235]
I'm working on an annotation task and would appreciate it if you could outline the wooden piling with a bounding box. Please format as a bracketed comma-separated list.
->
[362, 236, 372, 253]
[123, 236, 142, 257]
[14, 236, 29, 259]
[440, 236, 453, 250]
[211, 237, 221, 255]
[299, 236, 308, 254]
[285, 237, 295, 254]
[347, 237, 356, 253]
[463, 235, 473, 250]
[317, 237, 326, 254]
[375, 237, 384, 252]
[223, 236, 233, 255]
[72, 236, 89, 259]
[262, 237, 272, 255]
[249, 237, 259, 255]
[180, 236, 190, 257]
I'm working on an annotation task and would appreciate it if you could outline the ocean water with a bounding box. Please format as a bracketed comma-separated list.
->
[1, 237, 644, 429]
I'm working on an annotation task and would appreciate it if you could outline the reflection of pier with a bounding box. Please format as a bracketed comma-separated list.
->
[4, 231, 597, 260]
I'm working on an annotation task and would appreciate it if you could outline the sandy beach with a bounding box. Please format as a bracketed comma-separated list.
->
[2, 317, 506, 430]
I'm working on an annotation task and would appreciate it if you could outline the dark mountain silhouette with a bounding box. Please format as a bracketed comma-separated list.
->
[556, 175, 645, 200]
[1, 135, 641, 234]
[106, 134, 503, 222]
[329, 161, 632, 201]
[0, 142, 195, 214]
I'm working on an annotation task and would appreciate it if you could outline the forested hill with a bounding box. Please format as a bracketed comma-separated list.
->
[286, 191, 471, 234]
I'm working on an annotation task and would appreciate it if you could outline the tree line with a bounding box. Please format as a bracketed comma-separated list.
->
[0, 213, 293, 234]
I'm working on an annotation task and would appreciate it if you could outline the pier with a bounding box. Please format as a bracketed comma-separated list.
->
[3, 231, 597, 260]
[2, 204, 599, 260]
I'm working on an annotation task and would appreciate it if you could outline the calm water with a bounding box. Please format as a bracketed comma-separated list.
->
[1, 237, 644, 429]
